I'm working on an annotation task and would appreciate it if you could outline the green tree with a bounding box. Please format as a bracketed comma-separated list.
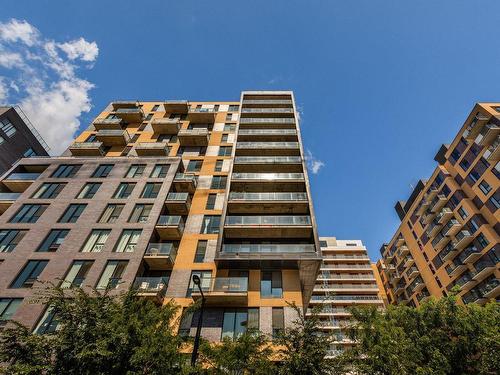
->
[343, 296, 500, 375]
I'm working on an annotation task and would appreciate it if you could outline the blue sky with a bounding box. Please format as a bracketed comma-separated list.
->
[2, 1, 500, 260]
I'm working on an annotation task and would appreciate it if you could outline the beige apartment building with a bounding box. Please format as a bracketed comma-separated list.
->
[308, 237, 387, 357]
[0, 91, 323, 341]
[378, 103, 499, 307]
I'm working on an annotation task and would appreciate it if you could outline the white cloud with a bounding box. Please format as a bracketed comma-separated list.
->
[305, 149, 325, 174]
[58, 38, 99, 62]
[0, 19, 39, 46]
[0, 18, 98, 155]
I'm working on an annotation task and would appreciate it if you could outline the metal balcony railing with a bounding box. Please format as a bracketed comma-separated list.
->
[231, 173, 304, 180]
[242, 100, 293, 105]
[225, 215, 311, 226]
[234, 156, 301, 164]
[228, 192, 307, 201]
[239, 118, 295, 124]
[237, 142, 299, 148]
[6, 173, 41, 180]
[241, 108, 294, 113]
[222, 243, 315, 253]
[238, 129, 297, 135]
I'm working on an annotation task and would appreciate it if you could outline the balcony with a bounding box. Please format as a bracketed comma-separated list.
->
[113, 107, 144, 122]
[151, 118, 181, 134]
[188, 107, 216, 123]
[398, 245, 410, 257]
[448, 263, 468, 277]
[93, 118, 125, 130]
[231, 173, 305, 192]
[482, 278, 500, 299]
[241, 99, 293, 107]
[233, 156, 302, 173]
[69, 141, 105, 156]
[432, 233, 449, 251]
[411, 282, 425, 294]
[191, 277, 248, 306]
[96, 129, 131, 146]
[133, 277, 168, 303]
[237, 129, 297, 142]
[224, 215, 312, 238]
[429, 194, 447, 213]
[238, 118, 296, 128]
[415, 201, 431, 216]
[134, 142, 169, 156]
[442, 219, 461, 237]
[426, 221, 442, 237]
[386, 264, 396, 275]
[3, 173, 40, 193]
[165, 192, 191, 215]
[235, 142, 300, 156]
[240, 108, 294, 116]
[452, 230, 473, 251]
[425, 187, 439, 202]
[172, 173, 197, 193]
[178, 128, 209, 146]
[476, 123, 500, 146]
[322, 254, 370, 261]
[461, 247, 482, 264]
[483, 136, 500, 162]
[395, 236, 405, 247]
[143, 243, 177, 270]
[408, 266, 420, 279]
[464, 112, 490, 140]
[403, 257, 414, 268]
[436, 208, 453, 224]
[164, 100, 188, 113]
[441, 245, 458, 262]
[0, 192, 20, 213]
[155, 215, 184, 239]
[222, 243, 315, 254]
[227, 192, 308, 214]
[471, 262, 496, 282]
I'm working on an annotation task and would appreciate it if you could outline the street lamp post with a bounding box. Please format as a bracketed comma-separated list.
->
[191, 274, 205, 367]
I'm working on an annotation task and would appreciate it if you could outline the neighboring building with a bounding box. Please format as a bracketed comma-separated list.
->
[0, 92, 322, 341]
[379, 103, 500, 307]
[308, 237, 386, 357]
[0, 106, 49, 174]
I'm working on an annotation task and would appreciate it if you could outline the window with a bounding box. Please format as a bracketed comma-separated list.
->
[186, 271, 212, 297]
[92, 164, 114, 178]
[261, 271, 282, 298]
[206, 194, 217, 209]
[214, 104, 220, 112]
[479, 180, 492, 195]
[32, 183, 65, 199]
[150, 164, 169, 178]
[200, 215, 220, 234]
[211, 176, 227, 189]
[11, 260, 48, 288]
[476, 233, 489, 249]
[458, 206, 468, 220]
[85, 134, 97, 142]
[77, 182, 101, 199]
[145, 113, 153, 121]
[214, 160, 223, 172]
[59, 204, 86, 223]
[272, 308, 284, 338]
[115, 230, 142, 252]
[81, 230, 110, 252]
[489, 194, 500, 210]
[99, 204, 124, 223]
[151, 105, 159, 112]
[178, 309, 193, 336]
[194, 240, 207, 262]
[52, 164, 81, 178]
[225, 114, 232, 121]
[37, 229, 69, 252]
[0, 230, 27, 252]
[0, 298, 22, 323]
[218, 146, 232, 156]
[141, 183, 162, 198]
[96, 260, 128, 289]
[221, 134, 229, 143]
[186, 160, 203, 172]
[158, 134, 177, 143]
[222, 308, 259, 339]
[61, 260, 93, 288]
[125, 164, 146, 178]
[34, 307, 59, 334]
[10, 204, 47, 223]
[0, 135, 4, 145]
[129, 204, 152, 223]
[228, 105, 239, 112]
[23, 148, 36, 157]
[0, 118, 16, 137]
[113, 183, 136, 198]
[224, 124, 236, 132]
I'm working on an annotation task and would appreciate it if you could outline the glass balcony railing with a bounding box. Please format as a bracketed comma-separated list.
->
[232, 173, 304, 180]
[6, 173, 41, 180]
[229, 192, 307, 201]
[241, 108, 294, 113]
[234, 156, 302, 164]
[133, 277, 169, 294]
[306, 307, 350, 314]
[311, 295, 382, 302]
[242, 100, 293, 105]
[157, 215, 184, 226]
[317, 274, 375, 280]
[237, 142, 299, 149]
[315, 284, 378, 290]
[239, 118, 295, 124]
[210, 277, 248, 293]
[238, 129, 297, 135]
[189, 107, 215, 113]
[0, 192, 21, 200]
[174, 173, 197, 183]
[225, 215, 311, 226]
[322, 254, 369, 260]
[166, 192, 189, 201]
[144, 243, 177, 259]
[222, 243, 315, 253]
[116, 108, 142, 114]
[321, 265, 372, 270]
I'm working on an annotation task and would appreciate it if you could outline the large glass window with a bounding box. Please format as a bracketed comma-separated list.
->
[77, 183, 101, 199]
[0, 298, 23, 322]
[0, 118, 16, 137]
[59, 204, 86, 223]
[261, 271, 283, 298]
[125, 164, 146, 178]
[10, 204, 47, 223]
[186, 160, 203, 172]
[210, 176, 227, 189]
[206, 194, 217, 209]
[81, 229, 110, 252]
[96, 260, 128, 290]
[222, 308, 259, 340]
[92, 164, 114, 178]
[32, 183, 65, 199]
[51, 164, 81, 178]
[128, 204, 152, 223]
[34, 307, 59, 334]
[214, 160, 223, 172]
[114, 230, 142, 253]
[61, 260, 93, 288]
[141, 183, 162, 198]
[113, 183, 136, 198]
[37, 229, 69, 252]
[193, 240, 207, 263]
[200, 215, 221, 234]
[218, 146, 232, 156]
[150, 164, 169, 178]
[272, 307, 284, 338]
[11, 260, 49, 288]
[0, 230, 27, 252]
[99, 204, 124, 223]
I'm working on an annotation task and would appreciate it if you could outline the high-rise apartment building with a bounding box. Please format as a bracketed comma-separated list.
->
[378, 103, 499, 307]
[308, 237, 386, 357]
[0, 106, 49, 174]
[0, 91, 322, 340]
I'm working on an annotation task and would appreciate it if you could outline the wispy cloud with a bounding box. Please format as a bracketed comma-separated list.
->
[305, 149, 325, 174]
[0, 19, 98, 155]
